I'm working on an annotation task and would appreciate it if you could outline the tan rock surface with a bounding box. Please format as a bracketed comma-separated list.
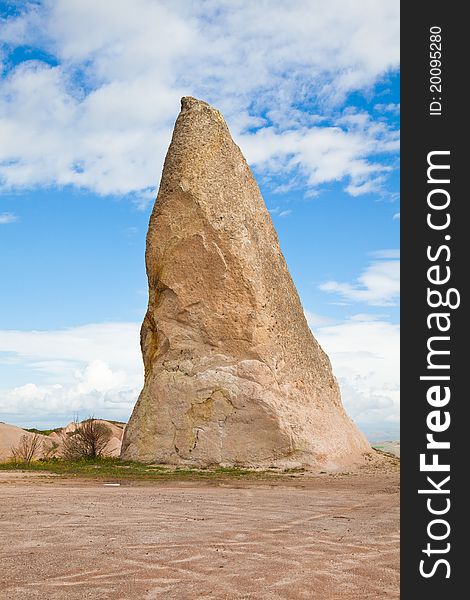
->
[121, 97, 370, 469]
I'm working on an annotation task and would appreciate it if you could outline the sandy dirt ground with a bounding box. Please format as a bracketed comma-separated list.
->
[0, 467, 399, 600]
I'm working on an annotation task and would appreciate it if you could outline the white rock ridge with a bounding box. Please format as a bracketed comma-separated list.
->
[121, 97, 370, 469]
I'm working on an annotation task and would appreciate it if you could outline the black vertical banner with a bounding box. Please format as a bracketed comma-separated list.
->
[401, 2, 465, 598]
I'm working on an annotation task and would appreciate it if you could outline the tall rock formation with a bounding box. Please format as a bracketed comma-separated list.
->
[121, 97, 370, 469]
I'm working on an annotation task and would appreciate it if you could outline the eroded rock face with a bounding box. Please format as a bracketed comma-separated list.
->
[121, 97, 370, 469]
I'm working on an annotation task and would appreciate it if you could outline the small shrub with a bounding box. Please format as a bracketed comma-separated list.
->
[10, 433, 43, 463]
[61, 417, 112, 460]
[42, 441, 59, 460]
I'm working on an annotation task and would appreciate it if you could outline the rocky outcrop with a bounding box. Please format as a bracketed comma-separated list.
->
[121, 97, 370, 469]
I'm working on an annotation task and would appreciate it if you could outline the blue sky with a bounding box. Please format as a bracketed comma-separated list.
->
[0, 1, 399, 440]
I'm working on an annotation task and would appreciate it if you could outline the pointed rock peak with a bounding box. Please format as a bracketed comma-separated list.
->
[181, 96, 210, 111]
[177, 96, 228, 135]
[180, 96, 221, 116]
[121, 98, 370, 470]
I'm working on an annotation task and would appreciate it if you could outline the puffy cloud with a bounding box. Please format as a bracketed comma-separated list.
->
[5, 359, 131, 414]
[0, 0, 399, 198]
[320, 252, 400, 306]
[240, 114, 398, 195]
[0, 323, 142, 426]
[375, 103, 400, 115]
[314, 316, 399, 429]
[9, 383, 47, 402]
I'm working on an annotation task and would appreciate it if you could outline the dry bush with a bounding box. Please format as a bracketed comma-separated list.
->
[10, 433, 43, 463]
[61, 418, 112, 460]
[42, 441, 59, 459]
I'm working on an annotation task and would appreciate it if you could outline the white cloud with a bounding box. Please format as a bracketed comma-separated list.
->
[320, 252, 399, 306]
[375, 102, 400, 115]
[314, 316, 399, 426]
[0, 323, 142, 424]
[304, 310, 334, 328]
[348, 313, 384, 322]
[0, 322, 141, 371]
[0, 0, 399, 198]
[240, 114, 398, 195]
[9, 383, 46, 402]
[0, 212, 18, 224]
[393, 212, 400, 220]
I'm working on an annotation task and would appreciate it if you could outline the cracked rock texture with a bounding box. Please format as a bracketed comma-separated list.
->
[121, 97, 370, 469]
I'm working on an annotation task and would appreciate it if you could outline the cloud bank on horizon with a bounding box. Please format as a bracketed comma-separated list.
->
[0, 0, 400, 438]
[0, 316, 399, 438]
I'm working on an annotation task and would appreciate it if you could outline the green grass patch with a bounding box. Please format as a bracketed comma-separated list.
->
[0, 457, 283, 481]
[23, 427, 62, 436]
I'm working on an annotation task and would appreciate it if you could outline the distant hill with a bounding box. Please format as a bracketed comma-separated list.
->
[0, 420, 125, 462]
[372, 441, 400, 458]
